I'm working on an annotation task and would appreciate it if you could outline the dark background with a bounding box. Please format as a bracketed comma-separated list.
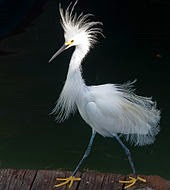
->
[0, 0, 170, 178]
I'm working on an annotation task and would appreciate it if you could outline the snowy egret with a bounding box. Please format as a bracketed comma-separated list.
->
[49, 1, 160, 189]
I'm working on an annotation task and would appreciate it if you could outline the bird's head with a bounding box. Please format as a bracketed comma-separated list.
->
[49, 1, 103, 63]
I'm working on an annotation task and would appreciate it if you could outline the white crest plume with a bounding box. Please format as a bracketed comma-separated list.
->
[59, 0, 103, 46]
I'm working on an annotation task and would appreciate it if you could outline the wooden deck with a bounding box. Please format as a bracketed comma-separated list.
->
[0, 169, 169, 190]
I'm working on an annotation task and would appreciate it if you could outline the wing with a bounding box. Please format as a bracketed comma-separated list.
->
[85, 82, 160, 146]
[85, 101, 113, 137]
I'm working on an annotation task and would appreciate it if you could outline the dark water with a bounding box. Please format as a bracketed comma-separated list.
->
[0, 1, 170, 179]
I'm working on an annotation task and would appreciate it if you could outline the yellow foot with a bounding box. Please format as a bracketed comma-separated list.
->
[119, 176, 146, 189]
[54, 176, 81, 189]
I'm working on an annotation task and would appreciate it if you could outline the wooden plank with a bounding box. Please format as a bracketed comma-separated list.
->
[0, 169, 170, 190]
[77, 171, 124, 190]
[101, 173, 125, 190]
[145, 175, 170, 190]
[121, 174, 170, 190]
[0, 169, 37, 190]
[77, 171, 105, 190]
[0, 169, 13, 190]
[31, 170, 81, 190]
[31, 170, 61, 190]
[20, 170, 37, 190]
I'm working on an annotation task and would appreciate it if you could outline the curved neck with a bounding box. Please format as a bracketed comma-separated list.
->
[54, 46, 88, 121]
[66, 47, 86, 91]
[68, 45, 88, 73]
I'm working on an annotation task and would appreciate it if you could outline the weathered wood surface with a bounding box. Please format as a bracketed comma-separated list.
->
[0, 169, 169, 190]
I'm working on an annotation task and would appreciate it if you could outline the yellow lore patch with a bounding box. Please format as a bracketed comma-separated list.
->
[65, 40, 74, 45]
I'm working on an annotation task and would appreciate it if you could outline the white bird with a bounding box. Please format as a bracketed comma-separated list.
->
[49, 1, 160, 189]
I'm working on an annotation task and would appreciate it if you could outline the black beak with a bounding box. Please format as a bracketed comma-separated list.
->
[49, 44, 68, 63]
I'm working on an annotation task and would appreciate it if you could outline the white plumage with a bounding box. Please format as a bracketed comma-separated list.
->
[50, 1, 160, 147]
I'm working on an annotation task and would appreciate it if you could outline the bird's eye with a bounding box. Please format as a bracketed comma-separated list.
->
[65, 40, 74, 45]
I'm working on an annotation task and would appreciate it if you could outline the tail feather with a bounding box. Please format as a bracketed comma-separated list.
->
[116, 81, 160, 146]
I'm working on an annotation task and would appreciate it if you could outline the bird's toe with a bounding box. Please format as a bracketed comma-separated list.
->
[119, 176, 146, 189]
[54, 176, 81, 189]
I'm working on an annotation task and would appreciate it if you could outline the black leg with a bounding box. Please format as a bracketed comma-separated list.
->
[113, 134, 136, 174]
[71, 129, 96, 176]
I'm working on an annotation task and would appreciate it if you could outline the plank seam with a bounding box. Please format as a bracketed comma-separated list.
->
[121, 176, 126, 190]
[100, 174, 106, 190]
[29, 170, 38, 190]
[75, 172, 83, 190]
